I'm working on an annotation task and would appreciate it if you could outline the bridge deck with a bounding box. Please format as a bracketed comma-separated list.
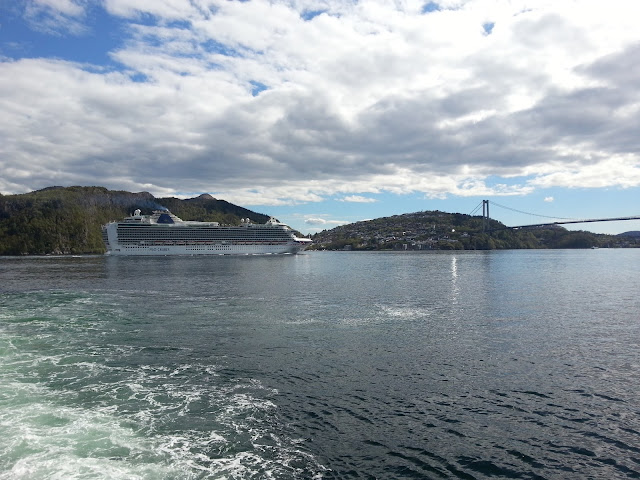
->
[492, 216, 640, 231]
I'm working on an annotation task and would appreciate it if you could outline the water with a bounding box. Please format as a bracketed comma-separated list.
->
[1, 250, 639, 479]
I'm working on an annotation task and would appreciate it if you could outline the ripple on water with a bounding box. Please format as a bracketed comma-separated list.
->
[0, 292, 326, 479]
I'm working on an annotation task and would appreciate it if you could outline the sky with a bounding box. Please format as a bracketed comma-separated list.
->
[1, 0, 640, 235]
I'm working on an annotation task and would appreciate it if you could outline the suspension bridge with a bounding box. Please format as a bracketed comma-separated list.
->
[470, 200, 640, 233]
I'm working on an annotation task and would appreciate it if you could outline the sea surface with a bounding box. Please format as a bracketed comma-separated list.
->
[1, 250, 639, 479]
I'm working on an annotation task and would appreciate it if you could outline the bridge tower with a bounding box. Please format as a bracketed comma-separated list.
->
[482, 200, 490, 232]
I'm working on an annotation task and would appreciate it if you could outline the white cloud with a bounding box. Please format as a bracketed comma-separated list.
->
[544, 196, 554, 203]
[529, 155, 640, 189]
[24, 0, 89, 35]
[304, 217, 329, 226]
[304, 216, 348, 227]
[340, 195, 377, 203]
[104, 0, 196, 20]
[2, 0, 640, 206]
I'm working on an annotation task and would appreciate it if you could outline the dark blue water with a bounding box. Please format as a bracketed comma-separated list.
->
[1, 250, 639, 479]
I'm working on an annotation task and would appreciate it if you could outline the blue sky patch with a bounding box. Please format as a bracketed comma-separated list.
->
[0, 3, 122, 67]
[422, 2, 441, 14]
[301, 10, 327, 21]
[202, 39, 243, 58]
[250, 81, 269, 96]
[129, 72, 149, 83]
[483, 22, 495, 35]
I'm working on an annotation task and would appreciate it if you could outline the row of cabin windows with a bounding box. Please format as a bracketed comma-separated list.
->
[117, 227, 289, 236]
[117, 235, 291, 243]
[117, 231, 290, 240]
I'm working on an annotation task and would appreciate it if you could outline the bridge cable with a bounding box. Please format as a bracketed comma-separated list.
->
[469, 201, 483, 216]
[489, 201, 581, 221]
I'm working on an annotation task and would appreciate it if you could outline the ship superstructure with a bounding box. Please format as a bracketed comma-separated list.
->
[102, 209, 311, 255]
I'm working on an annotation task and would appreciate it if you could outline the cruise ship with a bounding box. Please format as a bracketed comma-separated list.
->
[102, 209, 312, 256]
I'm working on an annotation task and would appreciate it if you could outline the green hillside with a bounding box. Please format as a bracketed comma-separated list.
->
[0, 186, 269, 255]
[310, 210, 631, 251]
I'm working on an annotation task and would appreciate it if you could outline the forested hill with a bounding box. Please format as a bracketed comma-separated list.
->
[0, 186, 269, 255]
[310, 210, 632, 251]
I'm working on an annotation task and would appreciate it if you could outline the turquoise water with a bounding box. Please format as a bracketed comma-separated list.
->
[1, 251, 639, 479]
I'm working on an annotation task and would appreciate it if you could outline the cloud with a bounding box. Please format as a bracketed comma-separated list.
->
[304, 217, 348, 227]
[23, 0, 89, 36]
[1, 0, 640, 206]
[304, 217, 329, 226]
[544, 196, 554, 203]
[340, 195, 377, 203]
[529, 155, 640, 189]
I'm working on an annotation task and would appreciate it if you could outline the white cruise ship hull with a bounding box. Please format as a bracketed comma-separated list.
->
[102, 210, 311, 256]
[106, 242, 308, 256]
